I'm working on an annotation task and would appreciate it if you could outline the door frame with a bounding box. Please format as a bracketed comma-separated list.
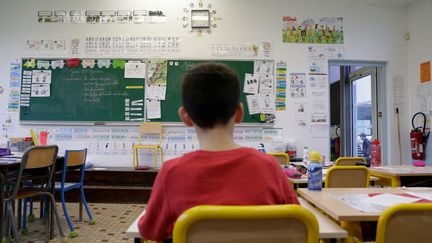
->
[329, 60, 387, 165]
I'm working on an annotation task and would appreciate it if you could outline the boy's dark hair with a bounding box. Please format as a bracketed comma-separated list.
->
[181, 62, 240, 128]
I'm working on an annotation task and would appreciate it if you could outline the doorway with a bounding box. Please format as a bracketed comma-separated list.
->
[329, 62, 386, 164]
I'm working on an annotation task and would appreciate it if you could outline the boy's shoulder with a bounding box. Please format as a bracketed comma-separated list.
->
[162, 147, 278, 169]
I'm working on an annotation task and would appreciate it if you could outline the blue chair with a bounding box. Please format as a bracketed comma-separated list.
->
[55, 149, 95, 238]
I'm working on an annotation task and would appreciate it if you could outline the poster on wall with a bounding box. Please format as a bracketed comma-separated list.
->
[420, 61, 431, 83]
[282, 16, 344, 44]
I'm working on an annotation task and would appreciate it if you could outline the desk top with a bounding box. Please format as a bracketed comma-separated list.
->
[288, 175, 380, 184]
[298, 187, 432, 222]
[369, 166, 432, 176]
[125, 202, 348, 240]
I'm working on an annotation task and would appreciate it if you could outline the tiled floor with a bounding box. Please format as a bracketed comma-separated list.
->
[15, 202, 145, 243]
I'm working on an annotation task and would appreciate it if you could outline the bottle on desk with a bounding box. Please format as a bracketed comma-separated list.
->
[307, 150, 322, 191]
[371, 139, 382, 167]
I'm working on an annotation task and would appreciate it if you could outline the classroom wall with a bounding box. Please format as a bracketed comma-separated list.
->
[0, 0, 412, 166]
[406, 0, 432, 165]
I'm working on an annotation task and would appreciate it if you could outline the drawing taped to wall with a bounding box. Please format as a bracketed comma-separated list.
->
[282, 16, 344, 44]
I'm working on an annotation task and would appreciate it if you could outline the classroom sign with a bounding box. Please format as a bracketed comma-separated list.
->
[282, 16, 344, 44]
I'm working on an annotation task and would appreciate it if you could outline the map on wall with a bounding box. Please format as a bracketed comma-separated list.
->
[282, 16, 344, 44]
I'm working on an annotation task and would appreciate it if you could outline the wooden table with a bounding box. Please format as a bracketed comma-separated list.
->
[369, 165, 432, 187]
[126, 201, 348, 242]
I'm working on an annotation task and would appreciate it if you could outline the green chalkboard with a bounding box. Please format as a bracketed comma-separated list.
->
[151, 60, 263, 123]
[20, 59, 145, 122]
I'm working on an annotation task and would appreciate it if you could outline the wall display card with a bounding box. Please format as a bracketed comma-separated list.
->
[125, 62, 146, 78]
[146, 85, 166, 100]
[86, 10, 101, 24]
[308, 75, 328, 99]
[308, 58, 328, 75]
[9, 60, 22, 111]
[289, 73, 306, 98]
[148, 60, 168, 85]
[260, 95, 276, 114]
[116, 10, 132, 23]
[260, 41, 273, 58]
[420, 61, 431, 83]
[258, 75, 275, 95]
[282, 16, 344, 44]
[254, 61, 274, 75]
[26, 39, 67, 53]
[146, 99, 161, 119]
[211, 43, 258, 57]
[307, 46, 326, 59]
[84, 36, 180, 56]
[31, 84, 50, 97]
[70, 10, 86, 23]
[246, 94, 261, 115]
[32, 70, 51, 83]
[100, 10, 116, 23]
[243, 73, 259, 94]
[54, 10, 71, 23]
[325, 46, 344, 59]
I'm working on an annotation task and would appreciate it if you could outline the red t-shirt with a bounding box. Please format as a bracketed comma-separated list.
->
[138, 147, 299, 241]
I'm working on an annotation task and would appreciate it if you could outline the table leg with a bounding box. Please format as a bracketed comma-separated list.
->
[391, 176, 401, 187]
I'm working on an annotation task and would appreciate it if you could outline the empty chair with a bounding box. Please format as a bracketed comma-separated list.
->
[133, 122, 164, 169]
[267, 152, 290, 166]
[325, 166, 370, 188]
[3, 145, 65, 243]
[334, 157, 366, 166]
[54, 149, 95, 238]
[376, 203, 432, 243]
[173, 205, 319, 243]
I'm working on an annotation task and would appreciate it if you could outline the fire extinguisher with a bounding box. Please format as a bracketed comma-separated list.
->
[335, 126, 341, 158]
[410, 112, 430, 160]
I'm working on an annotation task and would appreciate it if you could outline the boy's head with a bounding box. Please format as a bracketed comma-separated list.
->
[179, 62, 242, 129]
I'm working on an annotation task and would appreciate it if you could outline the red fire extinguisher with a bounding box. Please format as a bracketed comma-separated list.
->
[334, 126, 341, 158]
[410, 112, 430, 160]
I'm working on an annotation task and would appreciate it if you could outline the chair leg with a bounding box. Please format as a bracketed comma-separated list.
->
[43, 192, 65, 241]
[6, 203, 19, 243]
[79, 193, 83, 221]
[3, 202, 11, 243]
[28, 197, 35, 222]
[80, 186, 94, 225]
[21, 199, 28, 235]
[60, 190, 77, 238]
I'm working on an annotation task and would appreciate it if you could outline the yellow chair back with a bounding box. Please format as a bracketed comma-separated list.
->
[267, 152, 290, 165]
[325, 166, 370, 188]
[173, 205, 319, 243]
[334, 157, 366, 166]
[376, 203, 432, 243]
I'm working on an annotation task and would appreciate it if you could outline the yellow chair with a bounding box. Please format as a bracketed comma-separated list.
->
[334, 157, 366, 166]
[325, 166, 370, 188]
[173, 205, 319, 243]
[267, 152, 290, 166]
[376, 203, 432, 243]
[132, 122, 164, 169]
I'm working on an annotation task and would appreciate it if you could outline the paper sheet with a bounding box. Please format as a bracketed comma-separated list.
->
[31, 84, 50, 97]
[246, 94, 261, 115]
[260, 95, 276, 114]
[259, 75, 275, 95]
[146, 99, 161, 119]
[125, 62, 146, 79]
[145, 85, 166, 100]
[361, 193, 421, 207]
[243, 73, 259, 94]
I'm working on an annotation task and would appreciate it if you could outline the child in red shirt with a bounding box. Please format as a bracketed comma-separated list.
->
[138, 63, 299, 242]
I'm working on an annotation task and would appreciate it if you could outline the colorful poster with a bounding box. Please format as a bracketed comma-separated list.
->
[148, 60, 168, 85]
[282, 16, 344, 44]
[420, 61, 431, 83]
[289, 73, 306, 98]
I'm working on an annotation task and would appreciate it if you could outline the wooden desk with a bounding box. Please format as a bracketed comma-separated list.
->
[126, 201, 348, 241]
[289, 175, 380, 189]
[297, 187, 432, 221]
[369, 166, 432, 187]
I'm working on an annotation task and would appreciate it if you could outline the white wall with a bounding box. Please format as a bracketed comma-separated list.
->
[406, 0, 432, 164]
[0, 0, 412, 166]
